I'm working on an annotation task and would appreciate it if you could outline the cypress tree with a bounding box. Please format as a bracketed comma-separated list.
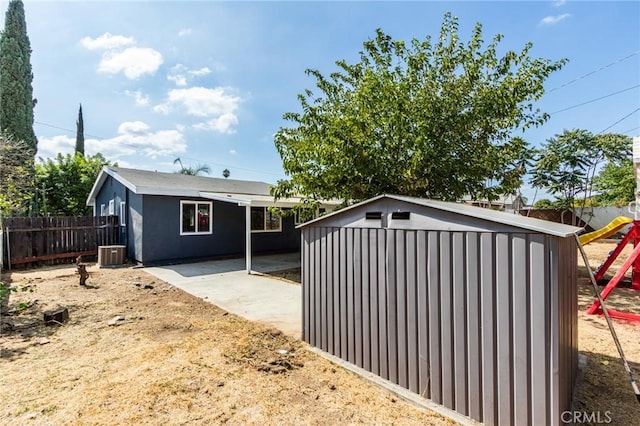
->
[75, 103, 84, 155]
[0, 0, 37, 156]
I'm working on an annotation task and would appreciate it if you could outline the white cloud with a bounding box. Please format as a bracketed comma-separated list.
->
[552, 0, 566, 7]
[118, 121, 150, 134]
[154, 87, 241, 133]
[36, 135, 75, 159]
[81, 33, 163, 80]
[98, 47, 164, 79]
[161, 87, 240, 117]
[124, 90, 150, 106]
[167, 64, 211, 87]
[153, 103, 171, 115]
[540, 13, 571, 25]
[37, 122, 186, 162]
[193, 113, 239, 134]
[229, 149, 237, 155]
[178, 28, 192, 37]
[168, 74, 187, 86]
[80, 32, 134, 50]
[189, 67, 211, 77]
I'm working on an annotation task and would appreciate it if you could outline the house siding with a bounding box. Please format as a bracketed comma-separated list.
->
[128, 192, 143, 263]
[301, 198, 579, 426]
[138, 195, 300, 265]
[94, 174, 129, 248]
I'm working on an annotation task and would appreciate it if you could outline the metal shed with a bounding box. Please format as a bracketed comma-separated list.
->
[299, 194, 581, 426]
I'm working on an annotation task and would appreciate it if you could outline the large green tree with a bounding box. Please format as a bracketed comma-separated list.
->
[35, 153, 114, 216]
[272, 13, 565, 206]
[0, 133, 33, 216]
[530, 130, 631, 223]
[0, 0, 37, 156]
[593, 158, 635, 206]
[75, 103, 84, 156]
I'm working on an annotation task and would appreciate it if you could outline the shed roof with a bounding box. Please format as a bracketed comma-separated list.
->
[299, 194, 582, 237]
[86, 167, 340, 208]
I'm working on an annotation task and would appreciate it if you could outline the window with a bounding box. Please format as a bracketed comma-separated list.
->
[251, 207, 281, 232]
[119, 201, 126, 226]
[108, 199, 115, 215]
[180, 201, 212, 235]
[100, 204, 107, 216]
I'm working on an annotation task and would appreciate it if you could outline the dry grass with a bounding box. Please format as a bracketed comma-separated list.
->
[1, 241, 639, 425]
[1, 265, 451, 425]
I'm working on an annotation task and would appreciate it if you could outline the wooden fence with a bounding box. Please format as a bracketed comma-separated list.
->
[1, 216, 119, 269]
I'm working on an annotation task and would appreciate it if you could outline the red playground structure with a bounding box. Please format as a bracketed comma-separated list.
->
[583, 217, 640, 323]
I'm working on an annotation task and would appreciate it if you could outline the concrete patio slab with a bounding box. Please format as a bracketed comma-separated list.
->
[144, 253, 302, 338]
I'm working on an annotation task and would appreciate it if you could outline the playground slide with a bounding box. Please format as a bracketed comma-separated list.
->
[578, 216, 633, 245]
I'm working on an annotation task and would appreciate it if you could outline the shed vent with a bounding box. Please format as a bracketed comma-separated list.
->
[365, 211, 382, 220]
[391, 211, 410, 220]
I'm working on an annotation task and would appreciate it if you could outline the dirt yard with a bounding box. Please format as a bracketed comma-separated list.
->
[1, 241, 639, 425]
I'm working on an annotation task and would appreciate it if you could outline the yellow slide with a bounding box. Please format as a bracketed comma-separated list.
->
[579, 216, 633, 245]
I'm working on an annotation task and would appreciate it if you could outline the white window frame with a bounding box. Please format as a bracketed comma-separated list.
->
[119, 201, 126, 226]
[251, 207, 282, 233]
[108, 199, 115, 215]
[100, 204, 107, 216]
[180, 200, 213, 235]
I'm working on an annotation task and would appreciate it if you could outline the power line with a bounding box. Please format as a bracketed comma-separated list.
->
[597, 107, 640, 135]
[549, 84, 640, 115]
[620, 126, 640, 135]
[547, 50, 640, 93]
[33, 120, 285, 177]
[35, 121, 106, 140]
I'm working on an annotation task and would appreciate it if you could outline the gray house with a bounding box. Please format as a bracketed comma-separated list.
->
[299, 194, 581, 426]
[86, 167, 337, 268]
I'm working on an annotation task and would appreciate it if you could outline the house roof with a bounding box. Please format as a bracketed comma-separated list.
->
[86, 167, 339, 208]
[298, 194, 582, 237]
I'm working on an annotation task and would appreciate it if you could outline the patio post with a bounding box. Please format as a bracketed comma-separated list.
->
[245, 204, 251, 274]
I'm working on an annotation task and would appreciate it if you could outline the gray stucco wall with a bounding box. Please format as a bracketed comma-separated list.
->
[301, 209, 578, 425]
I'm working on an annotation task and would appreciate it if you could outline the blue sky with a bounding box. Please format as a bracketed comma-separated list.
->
[9, 0, 640, 201]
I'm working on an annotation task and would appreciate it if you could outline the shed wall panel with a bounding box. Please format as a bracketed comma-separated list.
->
[453, 232, 468, 415]
[362, 230, 371, 372]
[396, 230, 409, 389]
[301, 220, 578, 426]
[406, 232, 419, 394]
[439, 232, 454, 409]
[377, 230, 388, 380]
[480, 233, 497, 425]
[346, 228, 355, 364]
[513, 234, 531, 426]
[332, 228, 341, 356]
[340, 227, 348, 360]
[428, 231, 442, 404]
[530, 234, 550, 426]
[417, 231, 430, 399]
[326, 229, 334, 355]
[466, 232, 482, 420]
[386, 231, 398, 384]
[320, 228, 328, 351]
[354, 228, 363, 368]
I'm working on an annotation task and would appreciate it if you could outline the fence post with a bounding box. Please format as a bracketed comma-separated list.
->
[6, 227, 11, 271]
